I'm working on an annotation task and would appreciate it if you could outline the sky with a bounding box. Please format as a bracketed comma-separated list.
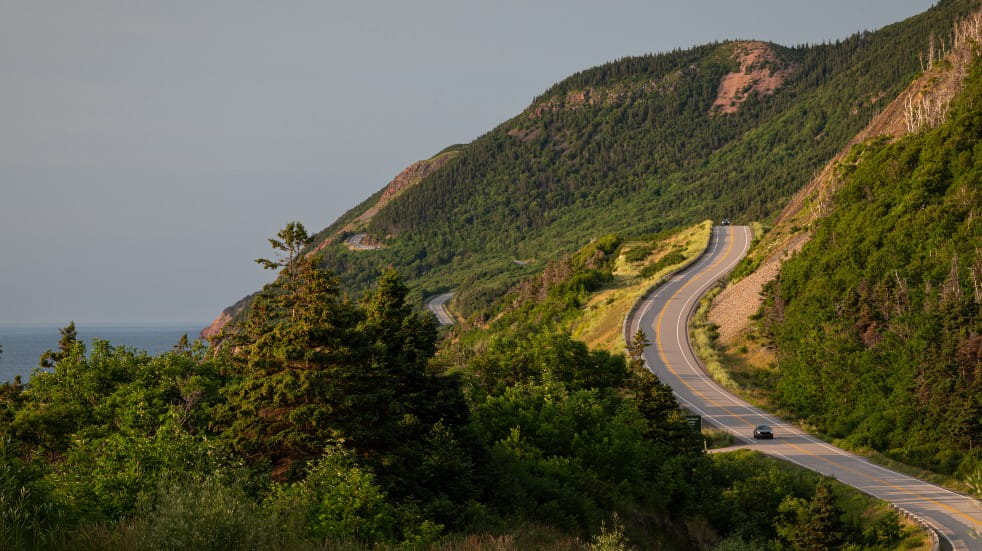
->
[0, 1, 937, 325]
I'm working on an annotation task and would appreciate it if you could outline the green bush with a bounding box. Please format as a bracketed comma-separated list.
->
[0, 443, 68, 551]
[134, 475, 286, 551]
[265, 448, 401, 543]
[639, 250, 686, 279]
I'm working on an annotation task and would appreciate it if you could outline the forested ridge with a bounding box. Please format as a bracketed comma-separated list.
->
[292, 0, 978, 321]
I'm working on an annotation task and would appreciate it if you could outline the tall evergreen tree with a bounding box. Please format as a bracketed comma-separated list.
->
[38, 321, 77, 369]
[627, 328, 651, 368]
[215, 223, 366, 478]
[215, 226, 472, 489]
[356, 268, 475, 506]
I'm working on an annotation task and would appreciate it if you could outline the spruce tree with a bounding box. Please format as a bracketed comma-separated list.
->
[39, 321, 78, 369]
[356, 268, 473, 502]
[627, 328, 651, 368]
[215, 223, 365, 478]
[779, 478, 845, 551]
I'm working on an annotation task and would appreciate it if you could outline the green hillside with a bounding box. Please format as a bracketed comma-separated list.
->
[4, 2, 981, 548]
[759, 50, 982, 478]
[297, 0, 975, 320]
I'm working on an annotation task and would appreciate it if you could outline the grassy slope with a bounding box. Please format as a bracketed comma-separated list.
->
[572, 221, 712, 354]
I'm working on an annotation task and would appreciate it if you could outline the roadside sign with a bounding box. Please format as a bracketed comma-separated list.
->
[685, 415, 701, 431]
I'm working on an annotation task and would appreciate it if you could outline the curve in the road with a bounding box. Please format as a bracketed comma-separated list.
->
[426, 292, 455, 326]
[627, 225, 982, 551]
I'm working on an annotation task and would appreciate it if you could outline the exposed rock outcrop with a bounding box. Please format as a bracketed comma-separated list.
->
[708, 16, 979, 342]
[711, 41, 796, 115]
[200, 293, 254, 339]
[352, 152, 456, 226]
[200, 310, 231, 340]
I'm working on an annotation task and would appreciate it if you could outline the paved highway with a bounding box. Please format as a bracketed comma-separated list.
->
[627, 225, 982, 550]
[345, 233, 381, 250]
[426, 292, 455, 326]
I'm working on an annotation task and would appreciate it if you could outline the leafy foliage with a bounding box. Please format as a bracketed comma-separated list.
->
[0, 221, 930, 548]
[6, 3, 976, 543]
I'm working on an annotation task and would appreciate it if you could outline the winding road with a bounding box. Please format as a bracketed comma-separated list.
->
[345, 233, 381, 250]
[626, 225, 982, 550]
[426, 292, 455, 326]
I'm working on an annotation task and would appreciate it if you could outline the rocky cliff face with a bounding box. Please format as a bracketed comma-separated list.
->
[310, 150, 458, 253]
[200, 310, 231, 340]
[352, 152, 457, 226]
[200, 293, 254, 339]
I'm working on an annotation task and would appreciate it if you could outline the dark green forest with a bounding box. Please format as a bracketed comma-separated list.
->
[758, 52, 982, 479]
[297, 0, 976, 319]
[0, 224, 925, 550]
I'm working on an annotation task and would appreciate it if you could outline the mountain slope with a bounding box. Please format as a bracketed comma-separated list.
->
[206, 0, 978, 332]
[709, 6, 982, 346]
[708, 9, 982, 479]
[317, 0, 973, 313]
[767, 52, 981, 477]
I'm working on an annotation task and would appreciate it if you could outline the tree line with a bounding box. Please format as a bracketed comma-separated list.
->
[760, 51, 982, 479]
[0, 222, 926, 549]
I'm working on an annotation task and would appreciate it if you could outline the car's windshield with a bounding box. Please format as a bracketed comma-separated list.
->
[757, 425, 771, 431]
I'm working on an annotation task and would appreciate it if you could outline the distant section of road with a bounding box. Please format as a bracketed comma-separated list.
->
[345, 233, 381, 250]
[627, 225, 982, 551]
[427, 293, 455, 326]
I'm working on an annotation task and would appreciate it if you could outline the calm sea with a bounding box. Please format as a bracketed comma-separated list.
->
[0, 323, 206, 383]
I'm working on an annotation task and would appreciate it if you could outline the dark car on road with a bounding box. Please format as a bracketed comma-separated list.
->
[753, 424, 774, 439]
[721, 218, 730, 226]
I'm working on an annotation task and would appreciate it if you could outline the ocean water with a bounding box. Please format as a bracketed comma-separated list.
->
[0, 323, 206, 383]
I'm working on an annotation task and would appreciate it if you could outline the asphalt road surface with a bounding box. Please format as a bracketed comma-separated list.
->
[627, 225, 982, 550]
[345, 233, 380, 250]
[426, 292, 455, 326]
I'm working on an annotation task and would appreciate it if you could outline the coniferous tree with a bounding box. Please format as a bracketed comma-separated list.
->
[625, 329, 700, 449]
[38, 321, 77, 369]
[628, 328, 651, 368]
[778, 478, 845, 551]
[356, 268, 475, 507]
[216, 223, 366, 478]
[801, 479, 844, 550]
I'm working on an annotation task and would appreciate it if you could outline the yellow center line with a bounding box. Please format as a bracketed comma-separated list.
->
[646, 227, 982, 531]
[782, 440, 982, 528]
[653, 227, 735, 406]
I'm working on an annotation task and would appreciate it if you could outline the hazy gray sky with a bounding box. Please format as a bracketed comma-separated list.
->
[1, 1, 936, 324]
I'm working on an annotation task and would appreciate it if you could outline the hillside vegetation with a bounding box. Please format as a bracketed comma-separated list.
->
[756, 50, 982, 479]
[0, 224, 928, 549]
[287, 0, 978, 321]
[5, 1, 976, 548]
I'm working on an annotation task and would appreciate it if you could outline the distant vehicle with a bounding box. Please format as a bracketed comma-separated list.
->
[753, 424, 774, 439]
[721, 218, 731, 226]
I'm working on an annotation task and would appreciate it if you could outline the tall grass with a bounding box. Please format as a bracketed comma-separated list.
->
[689, 287, 740, 392]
